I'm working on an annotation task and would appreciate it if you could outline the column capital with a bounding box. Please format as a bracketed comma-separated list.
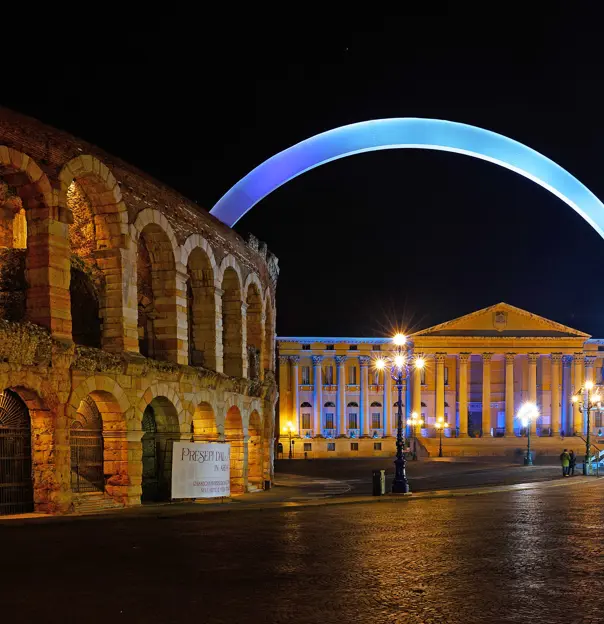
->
[435, 352, 447, 363]
[505, 352, 516, 364]
[289, 355, 300, 364]
[481, 352, 494, 362]
[278, 355, 290, 365]
[335, 355, 348, 366]
[585, 355, 597, 367]
[359, 355, 371, 367]
[312, 355, 324, 366]
[563, 354, 573, 366]
[528, 352, 539, 364]
[458, 352, 472, 364]
[550, 352, 563, 363]
[573, 352, 584, 363]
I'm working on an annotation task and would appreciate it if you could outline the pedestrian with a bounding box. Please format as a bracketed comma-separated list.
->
[569, 450, 577, 476]
[560, 449, 570, 477]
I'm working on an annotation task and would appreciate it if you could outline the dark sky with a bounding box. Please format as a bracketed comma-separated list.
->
[5, 11, 604, 337]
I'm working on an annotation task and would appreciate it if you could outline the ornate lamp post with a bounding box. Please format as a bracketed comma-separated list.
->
[435, 416, 449, 458]
[375, 334, 425, 494]
[517, 402, 539, 466]
[406, 411, 424, 461]
[572, 380, 603, 475]
[285, 422, 295, 459]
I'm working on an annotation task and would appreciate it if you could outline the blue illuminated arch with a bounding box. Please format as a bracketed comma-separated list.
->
[210, 118, 604, 239]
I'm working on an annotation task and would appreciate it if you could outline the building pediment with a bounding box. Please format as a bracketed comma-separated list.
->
[411, 303, 590, 339]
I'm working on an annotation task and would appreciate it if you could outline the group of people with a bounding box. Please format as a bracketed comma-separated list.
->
[559, 449, 577, 477]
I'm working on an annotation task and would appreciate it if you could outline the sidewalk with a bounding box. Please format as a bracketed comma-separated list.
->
[1, 473, 600, 526]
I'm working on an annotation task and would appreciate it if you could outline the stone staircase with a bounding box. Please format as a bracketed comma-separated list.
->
[71, 492, 124, 515]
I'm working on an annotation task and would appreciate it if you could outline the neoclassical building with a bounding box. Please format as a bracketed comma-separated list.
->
[0, 108, 278, 516]
[277, 303, 604, 457]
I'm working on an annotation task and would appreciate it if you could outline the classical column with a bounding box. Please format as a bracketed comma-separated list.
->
[458, 353, 471, 437]
[384, 370, 392, 436]
[360, 356, 370, 435]
[573, 353, 584, 435]
[550, 353, 562, 436]
[336, 355, 347, 437]
[528, 353, 538, 434]
[312, 355, 323, 437]
[412, 354, 422, 416]
[585, 356, 596, 435]
[505, 353, 516, 436]
[290, 356, 300, 433]
[562, 356, 572, 435]
[435, 353, 446, 422]
[481, 353, 493, 436]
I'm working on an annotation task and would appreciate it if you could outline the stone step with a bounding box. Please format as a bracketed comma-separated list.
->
[72, 493, 123, 514]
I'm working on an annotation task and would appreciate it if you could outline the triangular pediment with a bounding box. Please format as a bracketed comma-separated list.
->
[411, 303, 590, 339]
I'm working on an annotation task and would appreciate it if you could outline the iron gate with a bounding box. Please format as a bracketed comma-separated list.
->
[0, 390, 34, 515]
[70, 428, 104, 493]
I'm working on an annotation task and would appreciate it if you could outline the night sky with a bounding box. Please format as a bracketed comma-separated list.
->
[5, 12, 604, 337]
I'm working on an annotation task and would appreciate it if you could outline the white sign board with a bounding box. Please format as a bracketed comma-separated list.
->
[171, 442, 230, 499]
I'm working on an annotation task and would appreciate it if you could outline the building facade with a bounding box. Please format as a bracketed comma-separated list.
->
[277, 303, 604, 458]
[0, 108, 278, 516]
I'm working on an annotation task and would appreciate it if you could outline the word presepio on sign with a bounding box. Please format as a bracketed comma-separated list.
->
[171, 442, 230, 499]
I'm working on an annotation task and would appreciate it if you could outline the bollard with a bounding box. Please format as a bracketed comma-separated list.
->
[372, 469, 386, 496]
[264, 480, 271, 490]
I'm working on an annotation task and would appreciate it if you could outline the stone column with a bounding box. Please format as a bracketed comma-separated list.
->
[336, 355, 347, 436]
[458, 353, 471, 437]
[481, 353, 493, 436]
[562, 355, 572, 435]
[505, 353, 516, 436]
[360, 356, 370, 435]
[528, 353, 538, 434]
[585, 356, 596, 435]
[435, 353, 446, 422]
[290, 356, 300, 432]
[312, 355, 323, 437]
[384, 370, 392, 436]
[412, 355, 422, 416]
[551, 353, 562, 436]
[573, 353, 584, 435]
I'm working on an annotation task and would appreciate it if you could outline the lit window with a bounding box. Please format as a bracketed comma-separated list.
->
[348, 413, 358, 429]
[301, 413, 311, 429]
[371, 413, 381, 428]
[325, 413, 335, 429]
[301, 366, 310, 384]
[303, 443, 312, 452]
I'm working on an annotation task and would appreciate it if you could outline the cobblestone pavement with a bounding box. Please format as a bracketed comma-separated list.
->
[2, 479, 604, 623]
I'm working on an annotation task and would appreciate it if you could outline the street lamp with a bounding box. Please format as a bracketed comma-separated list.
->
[375, 334, 424, 493]
[434, 416, 449, 458]
[572, 380, 603, 475]
[285, 422, 295, 459]
[517, 402, 539, 466]
[406, 411, 424, 461]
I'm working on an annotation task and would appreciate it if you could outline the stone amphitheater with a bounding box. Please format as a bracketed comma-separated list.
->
[0, 107, 278, 515]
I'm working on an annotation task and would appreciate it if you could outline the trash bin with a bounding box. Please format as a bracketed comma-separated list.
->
[372, 469, 386, 496]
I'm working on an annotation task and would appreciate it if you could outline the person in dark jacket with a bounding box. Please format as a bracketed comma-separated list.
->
[569, 450, 577, 476]
[560, 449, 570, 477]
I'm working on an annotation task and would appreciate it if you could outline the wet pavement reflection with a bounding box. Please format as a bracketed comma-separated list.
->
[2, 481, 604, 623]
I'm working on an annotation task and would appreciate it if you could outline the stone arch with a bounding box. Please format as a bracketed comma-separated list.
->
[219, 258, 244, 377]
[244, 274, 264, 380]
[247, 409, 263, 490]
[68, 375, 130, 424]
[263, 289, 275, 373]
[192, 402, 218, 441]
[186, 243, 218, 369]
[58, 155, 130, 352]
[0, 147, 70, 339]
[224, 404, 245, 494]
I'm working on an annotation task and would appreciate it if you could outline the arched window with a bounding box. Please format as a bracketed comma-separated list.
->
[347, 402, 358, 407]
[444, 402, 450, 407]
[324, 401, 335, 407]
[371, 401, 382, 407]
[421, 402, 427, 407]
[300, 402, 312, 430]
[221, 266, 243, 377]
[245, 280, 263, 380]
[301, 401, 312, 408]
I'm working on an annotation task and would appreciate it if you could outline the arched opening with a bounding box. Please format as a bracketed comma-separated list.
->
[70, 395, 104, 493]
[141, 396, 180, 502]
[225, 405, 244, 494]
[67, 181, 103, 348]
[186, 247, 216, 368]
[0, 389, 33, 515]
[192, 402, 218, 441]
[263, 299, 274, 374]
[247, 410, 263, 491]
[246, 282, 263, 380]
[137, 224, 178, 362]
[221, 267, 243, 377]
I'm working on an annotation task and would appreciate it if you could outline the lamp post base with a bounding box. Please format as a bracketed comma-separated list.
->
[392, 480, 411, 494]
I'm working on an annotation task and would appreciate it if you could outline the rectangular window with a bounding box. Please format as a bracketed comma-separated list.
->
[349, 345, 358, 351]
[372, 345, 381, 351]
[371, 413, 381, 428]
[325, 345, 335, 350]
[374, 442, 382, 451]
[303, 443, 312, 452]
[325, 413, 335, 429]
[348, 413, 358, 429]
[324, 366, 334, 385]
[327, 442, 336, 451]
[301, 413, 311, 429]
[302, 344, 311, 350]
[351, 442, 359, 451]
[444, 366, 449, 385]
[421, 368, 426, 385]
[349, 366, 357, 384]
[372, 371, 380, 385]
[301, 366, 310, 384]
